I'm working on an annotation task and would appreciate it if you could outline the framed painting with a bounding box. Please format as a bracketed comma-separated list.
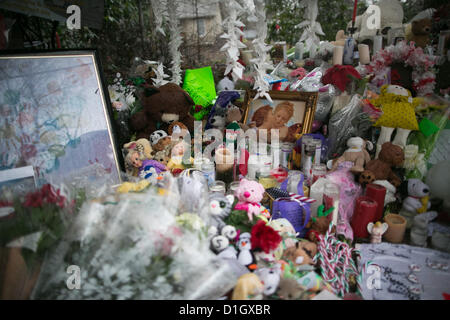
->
[0, 50, 123, 188]
[243, 90, 318, 142]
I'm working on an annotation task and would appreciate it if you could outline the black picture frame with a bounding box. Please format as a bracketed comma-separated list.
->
[0, 49, 124, 187]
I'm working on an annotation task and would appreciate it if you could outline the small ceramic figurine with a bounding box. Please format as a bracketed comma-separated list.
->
[125, 150, 167, 180]
[231, 273, 264, 300]
[367, 221, 389, 244]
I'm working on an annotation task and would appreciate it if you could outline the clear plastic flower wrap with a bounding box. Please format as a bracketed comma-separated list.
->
[327, 94, 373, 158]
[314, 84, 337, 122]
[30, 177, 238, 300]
[290, 67, 323, 92]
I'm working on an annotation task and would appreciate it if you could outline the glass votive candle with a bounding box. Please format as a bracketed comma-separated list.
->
[210, 180, 226, 194]
[227, 181, 240, 196]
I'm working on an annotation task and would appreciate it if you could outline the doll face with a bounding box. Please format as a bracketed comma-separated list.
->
[273, 108, 290, 128]
[130, 152, 142, 168]
[172, 142, 185, 156]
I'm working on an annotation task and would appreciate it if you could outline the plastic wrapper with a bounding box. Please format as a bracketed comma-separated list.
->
[314, 84, 337, 122]
[290, 67, 323, 92]
[327, 94, 373, 158]
[325, 161, 363, 242]
[30, 176, 238, 300]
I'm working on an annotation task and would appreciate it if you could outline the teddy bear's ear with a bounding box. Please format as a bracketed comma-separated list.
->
[365, 140, 373, 151]
[380, 85, 388, 95]
[144, 86, 160, 97]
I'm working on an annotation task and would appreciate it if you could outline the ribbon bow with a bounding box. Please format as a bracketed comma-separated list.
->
[275, 193, 316, 206]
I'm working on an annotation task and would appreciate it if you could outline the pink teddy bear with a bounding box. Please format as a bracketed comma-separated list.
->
[234, 178, 266, 221]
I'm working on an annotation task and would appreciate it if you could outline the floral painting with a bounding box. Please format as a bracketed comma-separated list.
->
[0, 53, 121, 186]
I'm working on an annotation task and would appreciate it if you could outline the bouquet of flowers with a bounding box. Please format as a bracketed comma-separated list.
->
[31, 180, 237, 300]
[0, 184, 83, 266]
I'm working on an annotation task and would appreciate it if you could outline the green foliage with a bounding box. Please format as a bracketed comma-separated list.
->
[266, 0, 368, 46]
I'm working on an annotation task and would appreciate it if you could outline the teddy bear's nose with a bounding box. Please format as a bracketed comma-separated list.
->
[423, 188, 429, 194]
[244, 191, 251, 198]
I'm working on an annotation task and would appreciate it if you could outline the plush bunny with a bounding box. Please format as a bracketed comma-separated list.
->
[234, 178, 267, 221]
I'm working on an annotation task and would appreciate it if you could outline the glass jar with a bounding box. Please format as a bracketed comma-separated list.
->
[257, 165, 278, 190]
[201, 161, 215, 187]
[227, 181, 240, 196]
[210, 180, 226, 195]
[302, 138, 322, 185]
[280, 142, 294, 169]
[311, 163, 327, 185]
[323, 182, 340, 226]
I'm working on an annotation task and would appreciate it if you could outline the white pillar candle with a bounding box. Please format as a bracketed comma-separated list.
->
[358, 44, 370, 64]
[332, 45, 344, 65]
[373, 34, 382, 55]
[295, 41, 304, 60]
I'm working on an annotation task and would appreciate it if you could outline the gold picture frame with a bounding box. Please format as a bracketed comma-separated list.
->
[243, 90, 318, 141]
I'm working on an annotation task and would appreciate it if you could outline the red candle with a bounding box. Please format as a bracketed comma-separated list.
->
[365, 183, 386, 222]
[351, 196, 378, 239]
[352, 0, 358, 23]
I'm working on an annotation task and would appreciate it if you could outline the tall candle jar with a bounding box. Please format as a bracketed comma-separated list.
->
[280, 142, 294, 169]
[302, 139, 321, 185]
[311, 163, 327, 185]
[323, 182, 340, 227]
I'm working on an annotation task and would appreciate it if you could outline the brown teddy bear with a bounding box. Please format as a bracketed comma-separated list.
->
[130, 83, 196, 140]
[359, 142, 404, 187]
[153, 150, 170, 166]
[152, 136, 172, 154]
[405, 18, 432, 48]
[282, 241, 317, 266]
